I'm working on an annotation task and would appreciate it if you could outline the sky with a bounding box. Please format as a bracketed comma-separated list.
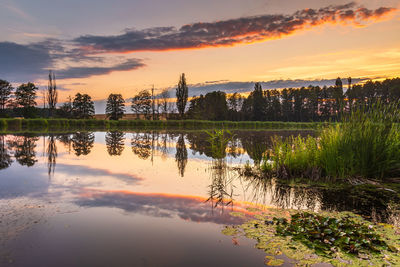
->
[1, 0, 400, 111]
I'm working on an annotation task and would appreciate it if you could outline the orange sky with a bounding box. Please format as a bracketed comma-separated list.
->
[1, 0, 400, 106]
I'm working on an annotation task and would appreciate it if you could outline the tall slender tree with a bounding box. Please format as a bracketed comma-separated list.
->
[176, 73, 188, 119]
[106, 94, 125, 120]
[47, 70, 58, 116]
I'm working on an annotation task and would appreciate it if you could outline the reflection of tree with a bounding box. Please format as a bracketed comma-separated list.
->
[46, 135, 57, 177]
[207, 157, 234, 210]
[206, 131, 234, 210]
[72, 132, 94, 156]
[175, 134, 187, 177]
[57, 134, 72, 153]
[0, 135, 12, 170]
[159, 133, 169, 160]
[8, 135, 39, 167]
[106, 131, 125, 156]
[131, 133, 151, 159]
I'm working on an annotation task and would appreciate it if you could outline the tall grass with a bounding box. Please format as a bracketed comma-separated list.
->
[267, 102, 400, 181]
[0, 118, 319, 132]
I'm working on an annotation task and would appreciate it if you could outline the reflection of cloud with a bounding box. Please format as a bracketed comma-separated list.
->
[55, 164, 142, 184]
[76, 190, 252, 225]
[74, 3, 395, 53]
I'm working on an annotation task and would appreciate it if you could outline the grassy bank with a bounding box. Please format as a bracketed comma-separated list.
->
[264, 102, 400, 181]
[0, 118, 321, 133]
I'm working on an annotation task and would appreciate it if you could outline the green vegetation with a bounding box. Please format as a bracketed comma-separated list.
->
[274, 212, 390, 256]
[222, 210, 400, 266]
[0, 119, 319, 133]
[264, 102, 400, 181]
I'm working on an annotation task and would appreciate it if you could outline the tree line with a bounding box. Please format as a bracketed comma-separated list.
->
[187, 77, 400, 122]
[1, 71, 399, 121]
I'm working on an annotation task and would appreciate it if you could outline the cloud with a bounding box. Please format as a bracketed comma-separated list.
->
[56, 58, 145, 79]
[73, 2, 396, 54]
[164, 78, 368, 97]
[0, 42, 53, 81]
[0, 39, 145, 82]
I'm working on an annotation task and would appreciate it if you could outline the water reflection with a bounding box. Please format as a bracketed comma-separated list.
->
[72, 132, 94, 156]
[131, 132, 151, 160]
[106, 131, 125, 156]
[46, 135, 57, 177]
[8, 135, 39, 167]
[0, 130, 396, 224]
[175, 134, 187, 177]
[0, 135, 12, 169]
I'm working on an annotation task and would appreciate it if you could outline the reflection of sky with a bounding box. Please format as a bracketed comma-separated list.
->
[0, 132, 320, 218]
[0, 131, 324, 266]
[76, 189, 252, 225]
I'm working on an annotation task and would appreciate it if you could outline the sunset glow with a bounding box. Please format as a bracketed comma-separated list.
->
[1, 0, 400, 110]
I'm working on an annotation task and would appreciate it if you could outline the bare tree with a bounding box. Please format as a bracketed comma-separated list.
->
[159, 89, 169, 113]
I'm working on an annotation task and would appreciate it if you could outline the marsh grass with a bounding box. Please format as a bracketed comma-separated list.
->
[267, 102, 400, 181]
[0, 119, 318, 133]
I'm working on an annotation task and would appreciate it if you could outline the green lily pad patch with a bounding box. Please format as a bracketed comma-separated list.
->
[222, 210, 400, 266]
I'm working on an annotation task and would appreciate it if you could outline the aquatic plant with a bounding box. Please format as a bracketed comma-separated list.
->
[266, 101, 400, 180]
[222, 209, 400, 266]
[274, 212, 390, 256]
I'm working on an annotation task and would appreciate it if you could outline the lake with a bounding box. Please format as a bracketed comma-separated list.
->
[0, 130, 396, 266]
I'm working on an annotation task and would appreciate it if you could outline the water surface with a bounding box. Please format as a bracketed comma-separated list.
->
[0, 130, 392, 266]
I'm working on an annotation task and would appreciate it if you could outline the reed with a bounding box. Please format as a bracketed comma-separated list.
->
[267, 102, 400, 180]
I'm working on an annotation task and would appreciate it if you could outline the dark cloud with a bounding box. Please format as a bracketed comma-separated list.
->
[0, 39, 145, 82]
[163, 78, 368, 97]
[74, 3, 395, 53]
[0, 42, 52, 81]
[76, 190, 247, 225]
[56, 58, 145, 79]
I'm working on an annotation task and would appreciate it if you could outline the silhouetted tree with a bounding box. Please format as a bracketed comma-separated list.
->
[131, 90, 151, 119]
[159, 89, 170, 115]
[175, 134, 187, 177]
[59, 96, 73, 118]
[106, 131, 125, 156]
[72, 93, 95, 119]
[252, 83, 266, 121]
[0, 80, 13, 115]
[72, 132, 94, 156]
[176, 73, 188, 119]
[106, 94, 125, 120]
[47, 70, 58, 116]
[15, 82, 37, 118]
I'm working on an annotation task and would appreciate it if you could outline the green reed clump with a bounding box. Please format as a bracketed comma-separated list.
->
[268, 102, 400, 180]
[271, 135, 320, 179]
